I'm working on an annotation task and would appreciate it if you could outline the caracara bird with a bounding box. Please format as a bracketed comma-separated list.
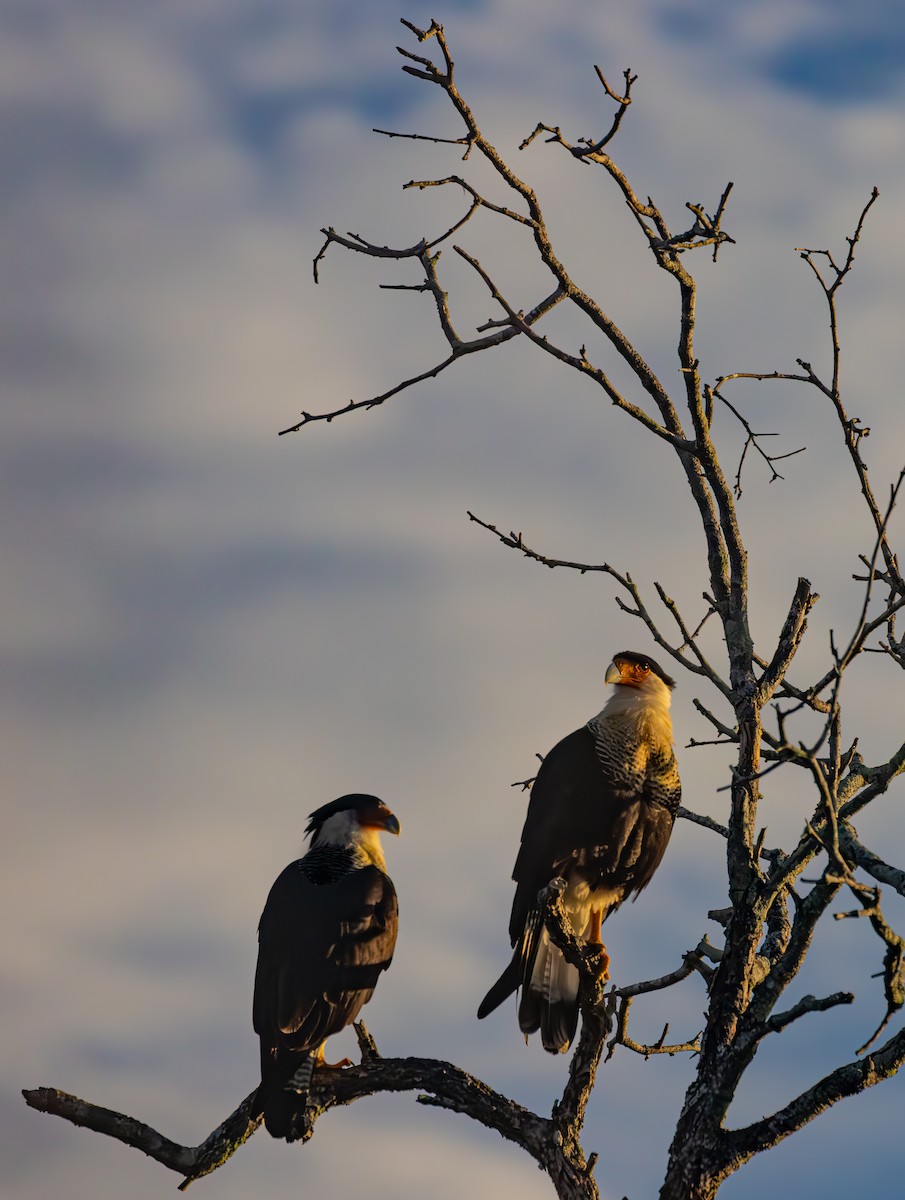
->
[252, 794, 400, 1140]
[477, 651, 680, 1054]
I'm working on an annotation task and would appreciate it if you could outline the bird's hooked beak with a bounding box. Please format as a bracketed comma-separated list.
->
[360, 800, 401, 837]
[382, 812, 401, 837]
[604, 659, 624, 686]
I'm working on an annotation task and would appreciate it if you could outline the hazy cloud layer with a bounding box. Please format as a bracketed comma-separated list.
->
[4, 2, 904, 1198]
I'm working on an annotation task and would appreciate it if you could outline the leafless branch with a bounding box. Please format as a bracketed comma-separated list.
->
[21, 1087, 260, 1190]
[709, 383, 806, 496]
[466, 510, 735, 699]
[374, 126, 474, 155]
[24, 1029, 592, 1198]
[834, 885, 905, 1053]
[607, 998, 702, 1060]
[521, 66, 638, 160]
[764, 990, 855, 1035]
[725, 1023, 905, 1162]
[278, 278, 565, 436]
[838, 824, 905, 899]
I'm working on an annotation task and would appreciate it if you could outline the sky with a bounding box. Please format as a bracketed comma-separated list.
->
[3, 1, 905, 1198]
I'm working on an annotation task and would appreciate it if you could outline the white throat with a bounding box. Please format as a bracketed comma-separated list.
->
[312, 811, 388, 871]
[598, 678, 674, 751]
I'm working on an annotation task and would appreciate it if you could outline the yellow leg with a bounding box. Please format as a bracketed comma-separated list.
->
[587, 909, 610, 980]
[588, 908, 603, 945]
[314, 1042, 353, 1070]
[595, 944, 611, 981]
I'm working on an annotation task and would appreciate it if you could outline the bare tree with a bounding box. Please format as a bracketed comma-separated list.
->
[23, 18, 905, 1200]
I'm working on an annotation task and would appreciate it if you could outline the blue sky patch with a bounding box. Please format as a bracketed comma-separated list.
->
[766, 29, 905, 102]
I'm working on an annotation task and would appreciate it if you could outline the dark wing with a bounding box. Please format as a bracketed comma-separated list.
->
[508, 727, 611, 942]
[508, 727, 679, 943]
[588, 784, 675, 896]
[254, 862, 398, 1085]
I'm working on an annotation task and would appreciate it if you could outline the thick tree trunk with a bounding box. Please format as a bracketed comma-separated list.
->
[658, 1061, 738, 1200]
[659, 1170, 723, 1200]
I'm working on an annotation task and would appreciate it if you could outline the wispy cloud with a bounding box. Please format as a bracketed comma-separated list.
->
[4, 3, 904, 1198]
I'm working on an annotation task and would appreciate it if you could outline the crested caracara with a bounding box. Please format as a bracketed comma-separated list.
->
[477, 651, 680, 1053]
[252, 794, 400, 1140]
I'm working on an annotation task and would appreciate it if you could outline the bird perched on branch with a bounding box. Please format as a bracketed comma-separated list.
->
[252, 794, 400, 1140]
[477, 651, 680, 1054]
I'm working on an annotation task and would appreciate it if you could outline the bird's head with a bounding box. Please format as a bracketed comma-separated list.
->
[603, 652, 676, 729]
[306, 794, 401, 866]
[605, 651, 675, 691]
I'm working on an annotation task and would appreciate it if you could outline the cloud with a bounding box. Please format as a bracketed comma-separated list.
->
[4, 2, 905, 1199]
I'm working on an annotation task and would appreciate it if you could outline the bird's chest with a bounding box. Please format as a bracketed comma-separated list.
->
[589, 721, 650, 788]
[587, 717, 679, 808]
